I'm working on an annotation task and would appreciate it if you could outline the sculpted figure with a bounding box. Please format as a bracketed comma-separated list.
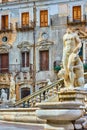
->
[1, 89, 7, 102]
[58, 68, 71, 87]
[9, 76, 16, 102]
[58, 28, 84, 88]
[62, 28, 81, 76]
[68, 51, 84, 87]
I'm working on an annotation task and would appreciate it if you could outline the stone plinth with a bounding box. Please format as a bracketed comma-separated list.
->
[58, 90, 85, 103]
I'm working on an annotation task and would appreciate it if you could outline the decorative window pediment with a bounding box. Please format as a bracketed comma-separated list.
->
[0, 43, 12, 53]
[37, 40, 54, 50]
[37, 32, 54, 49]
[17, 41, 32, 52]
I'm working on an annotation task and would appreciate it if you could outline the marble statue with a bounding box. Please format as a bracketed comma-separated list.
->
[62, 28, 81, 71]
[47, 79, 52, 85]
[58, 28, 84, 88]
[68, 51, 84, 87]
[9, 75, 16, 103]
[1, 89, 7, 102]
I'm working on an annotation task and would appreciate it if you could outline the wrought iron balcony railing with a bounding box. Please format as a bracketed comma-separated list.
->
[16, 21, 34, 31]
[67, 15, 86, 25]
[0, 23, 13, 33]
[0, 64, 31, 74]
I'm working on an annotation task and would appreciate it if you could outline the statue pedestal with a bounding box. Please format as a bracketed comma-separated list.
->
[58, 90, 85, 103]
[36, 90, 86, 130]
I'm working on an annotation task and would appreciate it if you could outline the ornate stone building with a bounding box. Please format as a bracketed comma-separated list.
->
[0, 0, 87, 101]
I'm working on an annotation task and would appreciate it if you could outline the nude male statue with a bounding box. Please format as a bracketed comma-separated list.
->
[62, 28, 81, 75]
[61, 28, 82, 87]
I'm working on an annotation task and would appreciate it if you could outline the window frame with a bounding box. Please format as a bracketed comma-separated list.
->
[1, 15, 9, 30]
[73, 6, 81, 21]
[40, 10, 48, 27]
[39, 50, 49, 71]
[0, 53, 9, 73]
[21, 12, 29, 27]
[21, 51, 30, 68]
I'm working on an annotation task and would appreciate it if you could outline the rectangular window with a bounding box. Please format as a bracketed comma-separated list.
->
[73, 6, 81, 21]
[40, 10, 48, 27]
[2, 0, 8, 3]
[1, 15, 8, 30]
[0, 53, 9, 73]
[22, 12, 29, 26]
[40, 50, 49, 71]
[22, 52, 29, 67]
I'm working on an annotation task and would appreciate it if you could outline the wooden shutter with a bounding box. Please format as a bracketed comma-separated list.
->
[2, 15, 8, 29]
[22, 12, 29, 26]
[0, 53, 9, 73]
[2, 0, 8, 3]
[73, 6, 81, 21]
[40, 50, 49, 71]
[40, 10, 48, 27]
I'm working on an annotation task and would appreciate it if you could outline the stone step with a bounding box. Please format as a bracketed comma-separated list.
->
[0, 107, 46, 124]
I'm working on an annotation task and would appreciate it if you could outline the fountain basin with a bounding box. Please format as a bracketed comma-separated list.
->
[36, 101, 84, 109]
[36, 109, 83, 121]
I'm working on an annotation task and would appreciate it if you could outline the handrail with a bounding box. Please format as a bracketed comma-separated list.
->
[14, 78, 64, 107]
[14, 72, 87, 108]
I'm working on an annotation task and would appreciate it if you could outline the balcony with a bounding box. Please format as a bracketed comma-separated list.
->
[67, 15, 86, 26]
[0, 23, 13, 33]
[16, 22, 34, 32]
[0, 64, 31, 74]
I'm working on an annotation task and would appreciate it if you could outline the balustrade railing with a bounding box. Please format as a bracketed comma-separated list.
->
[14, 78, 64, 108]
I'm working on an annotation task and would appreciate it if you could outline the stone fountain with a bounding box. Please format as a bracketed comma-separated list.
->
[36, 28, 87, 130]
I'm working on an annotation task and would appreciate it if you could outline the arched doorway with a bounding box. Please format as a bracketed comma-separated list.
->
[21, 87, 30, 99]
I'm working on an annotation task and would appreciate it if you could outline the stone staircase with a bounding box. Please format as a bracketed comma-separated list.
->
[14, 78, 64, 108]
[13, 72, 87, 108]
[0, 72, 87, 125]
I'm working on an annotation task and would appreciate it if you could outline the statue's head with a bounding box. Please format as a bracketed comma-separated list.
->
[1, 89, 5, 93]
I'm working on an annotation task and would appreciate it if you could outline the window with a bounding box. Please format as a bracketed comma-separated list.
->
[1, 15, 8, 30]
[2, 0, 8, 3]
[21, 88, 30, 99]
[22, 52, 29, 67]
[22, 12, 29, 26]
[40, 10, 48, 27]
[40, 50, 49, 71]
[73, 6, 81, 21]
[0, 53, 9, 73]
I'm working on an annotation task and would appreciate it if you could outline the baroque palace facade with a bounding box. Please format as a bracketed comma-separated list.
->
[0, 0, 87, 101]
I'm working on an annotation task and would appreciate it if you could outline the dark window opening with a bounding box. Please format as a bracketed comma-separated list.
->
[21, 87, 30, 99]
